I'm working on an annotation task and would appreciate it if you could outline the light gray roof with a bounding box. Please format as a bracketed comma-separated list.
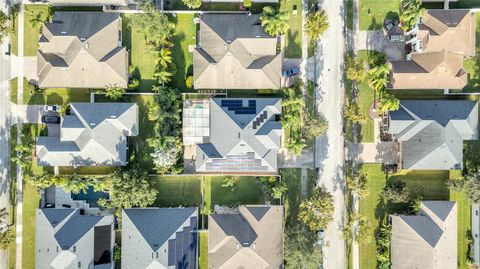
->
[38, 12, 128, 88]
[208, 205, 284, 269]
[195, 98, 282, 173]
[47, 0, 128, 6]
[36, 102, 139, 167]
[391, 201, 457, 269]
[36, 208, 114, 269]
[387, 100, 478, 170]
[194, 14, 282, 89]
[121, 208, 198, 269]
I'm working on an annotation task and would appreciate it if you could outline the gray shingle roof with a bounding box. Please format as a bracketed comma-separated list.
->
[388, 100, 478, 169]
[195, 98, 282, 173]
[194, 14, 282, 89]
[55, 214, 103, 250]
[36, 102, 138, 167]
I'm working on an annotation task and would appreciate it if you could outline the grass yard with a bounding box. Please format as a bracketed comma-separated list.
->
[10, 12, 18, 56]
[121, 14, 157, 92]
[198, 231, 208, 269]
[24, 83, 92, 105]
[169, 14, 196, 92]
[24, 5, 50, 56]
[280, 0, 302, 58]
[205, 176, 265, 206]
[358, 0, 400, 30]
[151, 175, 202, 207]
[356, 51, 377, 143]
[280, 168, 302, 225]
[358, 165, 452, 269]
[346, 0, 354, 30]
[451, 189, 471, 269]
[10, 78, 18, 104]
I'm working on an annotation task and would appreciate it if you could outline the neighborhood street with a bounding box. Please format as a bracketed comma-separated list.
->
[314, 0, 346, 268]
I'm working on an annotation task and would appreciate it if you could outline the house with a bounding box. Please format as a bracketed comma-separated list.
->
[193, 14, 282, 89]
[37, 12, 128, 88]
[121, 208, 198, 269]
[195, 98, 282, 173]
[472, 204, 480, 266]
[36, 102, 139, 167]
[47, 0, 129, 6]
[390, 201, 457, 269]
[208, 205, 284, 269]
[386, 100, 478, 170]
[36, 208, 114, 269]
[389, 9, 475, 89]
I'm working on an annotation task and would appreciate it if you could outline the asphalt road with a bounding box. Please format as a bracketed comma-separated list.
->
[314, 0, 347, 268]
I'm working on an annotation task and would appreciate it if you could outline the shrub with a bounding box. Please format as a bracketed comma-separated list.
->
[128, 78, 139, 89]
[244, 0, 252, 8]
[185, 75, 193, 89]
[182, 0, 201, 9]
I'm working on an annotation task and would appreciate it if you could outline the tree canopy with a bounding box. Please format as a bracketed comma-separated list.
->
[260, 6, 290, 36]
[382, 180, 410, 203]
[182, 0, 201, 9]
[284, 224, 323, 269]
[346, 55, 367, 82]
[399, 0, 425, 31]
[298, 187, 334, 231]
[448, 174, 480, 203]
[305, 10, 329, 42]
[0, 10, 8, 44]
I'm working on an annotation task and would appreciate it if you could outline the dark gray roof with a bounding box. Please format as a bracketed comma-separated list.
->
[211, 214, 258, 246]
[400, 215, 443, 247]
[200, 14, 270, 42]
[246, 206, 270, 222]
[55, 215, 103, 250]
[42, 208, 75, 228]
[47, 12, 119, 40]
[422, 201, 456, 222]
[388, 100, 478, 169]
[123, 208, 197, 251]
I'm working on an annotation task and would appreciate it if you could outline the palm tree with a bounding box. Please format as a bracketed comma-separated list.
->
[105, 85, 126, 100]
[156, 48, 172, 68]
[367, 64, 391, 92]
[399, 0, 425, 31]
[260, 6, 290, 37]
[29, 11, 43, 28]
[379, 93, 400, 112]
[285, 138, 306, 156]
[305, 10, 329, 42]
[154, 70, 172, 84]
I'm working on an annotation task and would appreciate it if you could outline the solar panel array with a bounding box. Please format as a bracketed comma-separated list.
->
[252, 111, 268, 129]
[167, 217, 198, 269]
[205, 152, 269, 171]
[221, 100, 257, 114]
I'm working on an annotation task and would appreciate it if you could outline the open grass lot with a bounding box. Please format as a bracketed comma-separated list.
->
[206, 176, 265, 206]
[169, 14, 196, 92]
[198, 231, 208, 269]
[280, 168, 301, 224]
[24, 4, 50, 56]
[24, 83, 92, 105]
[356, 51, 376, 143]
[151, 175, 202, 207]
[358, 0, 400, 30]
[359, 164, 471, 269]
[280, 0, 302, 58]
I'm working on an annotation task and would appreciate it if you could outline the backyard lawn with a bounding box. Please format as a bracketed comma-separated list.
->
[358, 165, 460, 269]
[358, 0, 400, 30]
[280, 0, 302, 58]
[151, 175, 202, 207]
[169, 14, 196, 92]
[24, 5, 50, 56]
[24, 82, 91, 105]
[205, 176, 265, 206]
[198, 231, 208, 269]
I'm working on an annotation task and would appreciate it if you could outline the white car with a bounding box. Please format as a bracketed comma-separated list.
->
[44, 105, 58, 112]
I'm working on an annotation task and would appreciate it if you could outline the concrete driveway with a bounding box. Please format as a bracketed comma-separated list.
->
[282, 58, 302, 87]
[354, 30, 404, 60]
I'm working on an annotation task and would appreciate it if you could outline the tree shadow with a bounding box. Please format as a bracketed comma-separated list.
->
[46, 92, 63, 105]
[286, 30, 301, 59]
[367, 17, 378, 31]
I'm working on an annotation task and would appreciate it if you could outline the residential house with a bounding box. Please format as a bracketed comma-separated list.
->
[36, 208, 114, 269]
[47, 0, 129, 6]
[193, 14, 282, 89]
[386, 100, 478, 170]
[208, 205, 284, 269]
[38, 12, 128, 88]
[195, 98, 282, 173]
[36, 102, 139, 167]
[390, 201, 457, 269]
[389, 9, 475, 89]
[121, 208, 198, 269]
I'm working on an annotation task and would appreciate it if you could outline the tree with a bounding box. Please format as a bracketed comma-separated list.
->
[156, 48, 172, 68]
[344, 101, 366, 124]
[304, 114, 328, 140]
[154, 69, 173, 84]
[379, 92, 400, 112]
[343, 214, 372, 242]
[222, 176, 239, 191]
[272, 182, 288, 199]
[105, 85, 126, 100]
[130, 0, 175, 48]
[29, 11, 45, 29]
[182, 0, 201, 9]
[305, 10, 329, 42]
[346, 173, 369, 198]
[376, 224, 392, 269]
[58, 103, 69, 116]
[382, 180, 410, 203]
[284, 224, 323, 269]
[260, 6, 290, 36]
[346, 55, 367, 82]
[148, 102, 161, 121]
[0, 10, 8, 44]
[99, 166, 157, 209]
[148, 136, 182, 174]
[0, 227, 14, 250]
[447, 175, 480, 203]
[367, 63, 391, 92]
[298, 187, 334, 231]
[284, 138, 306, 156]
[399, 0, 426, 31]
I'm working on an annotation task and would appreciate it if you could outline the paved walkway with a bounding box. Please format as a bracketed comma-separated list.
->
[278, 148, 314, 168]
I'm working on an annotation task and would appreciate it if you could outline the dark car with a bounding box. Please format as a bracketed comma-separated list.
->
[41, 115, 60, 124]
[384, 18, 399, 31]
[282, 67, 300, 78]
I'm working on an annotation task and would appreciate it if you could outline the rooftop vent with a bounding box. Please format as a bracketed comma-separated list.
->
[80, 37, 86, 41]
[110, 115, 117, 118]
[61, 31, 67, 34]
[89, 123, 96, 126]
[85, 42, 89, 49]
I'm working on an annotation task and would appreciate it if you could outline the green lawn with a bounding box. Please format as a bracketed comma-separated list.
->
[169, 14, 196, 92]
[198, 231, 208, 269]
[10, 12, 18, 56]
[10, 78, 18, 104]
[24, 5, 50, 56]
[280, 168, 302, 225]
[358, 165, 452, 269]
[24, 82, 91, 105]
[356, 51, 377, 143]
[206, 176, 265, 206]
[280, 0, 302, 58]
[151, 175, 202, 207]
[346, 0, 354, 30]
[358, 0, 400, 30]
[451, 189, 471, 269]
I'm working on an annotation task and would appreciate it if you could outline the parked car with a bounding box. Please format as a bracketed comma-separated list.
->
[317, 229, 325, 246]
[384, 18, 399, 32]
[282, 67, 300, 78]
[44, 105, 58, 112]
[41, 115, 60, 124]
